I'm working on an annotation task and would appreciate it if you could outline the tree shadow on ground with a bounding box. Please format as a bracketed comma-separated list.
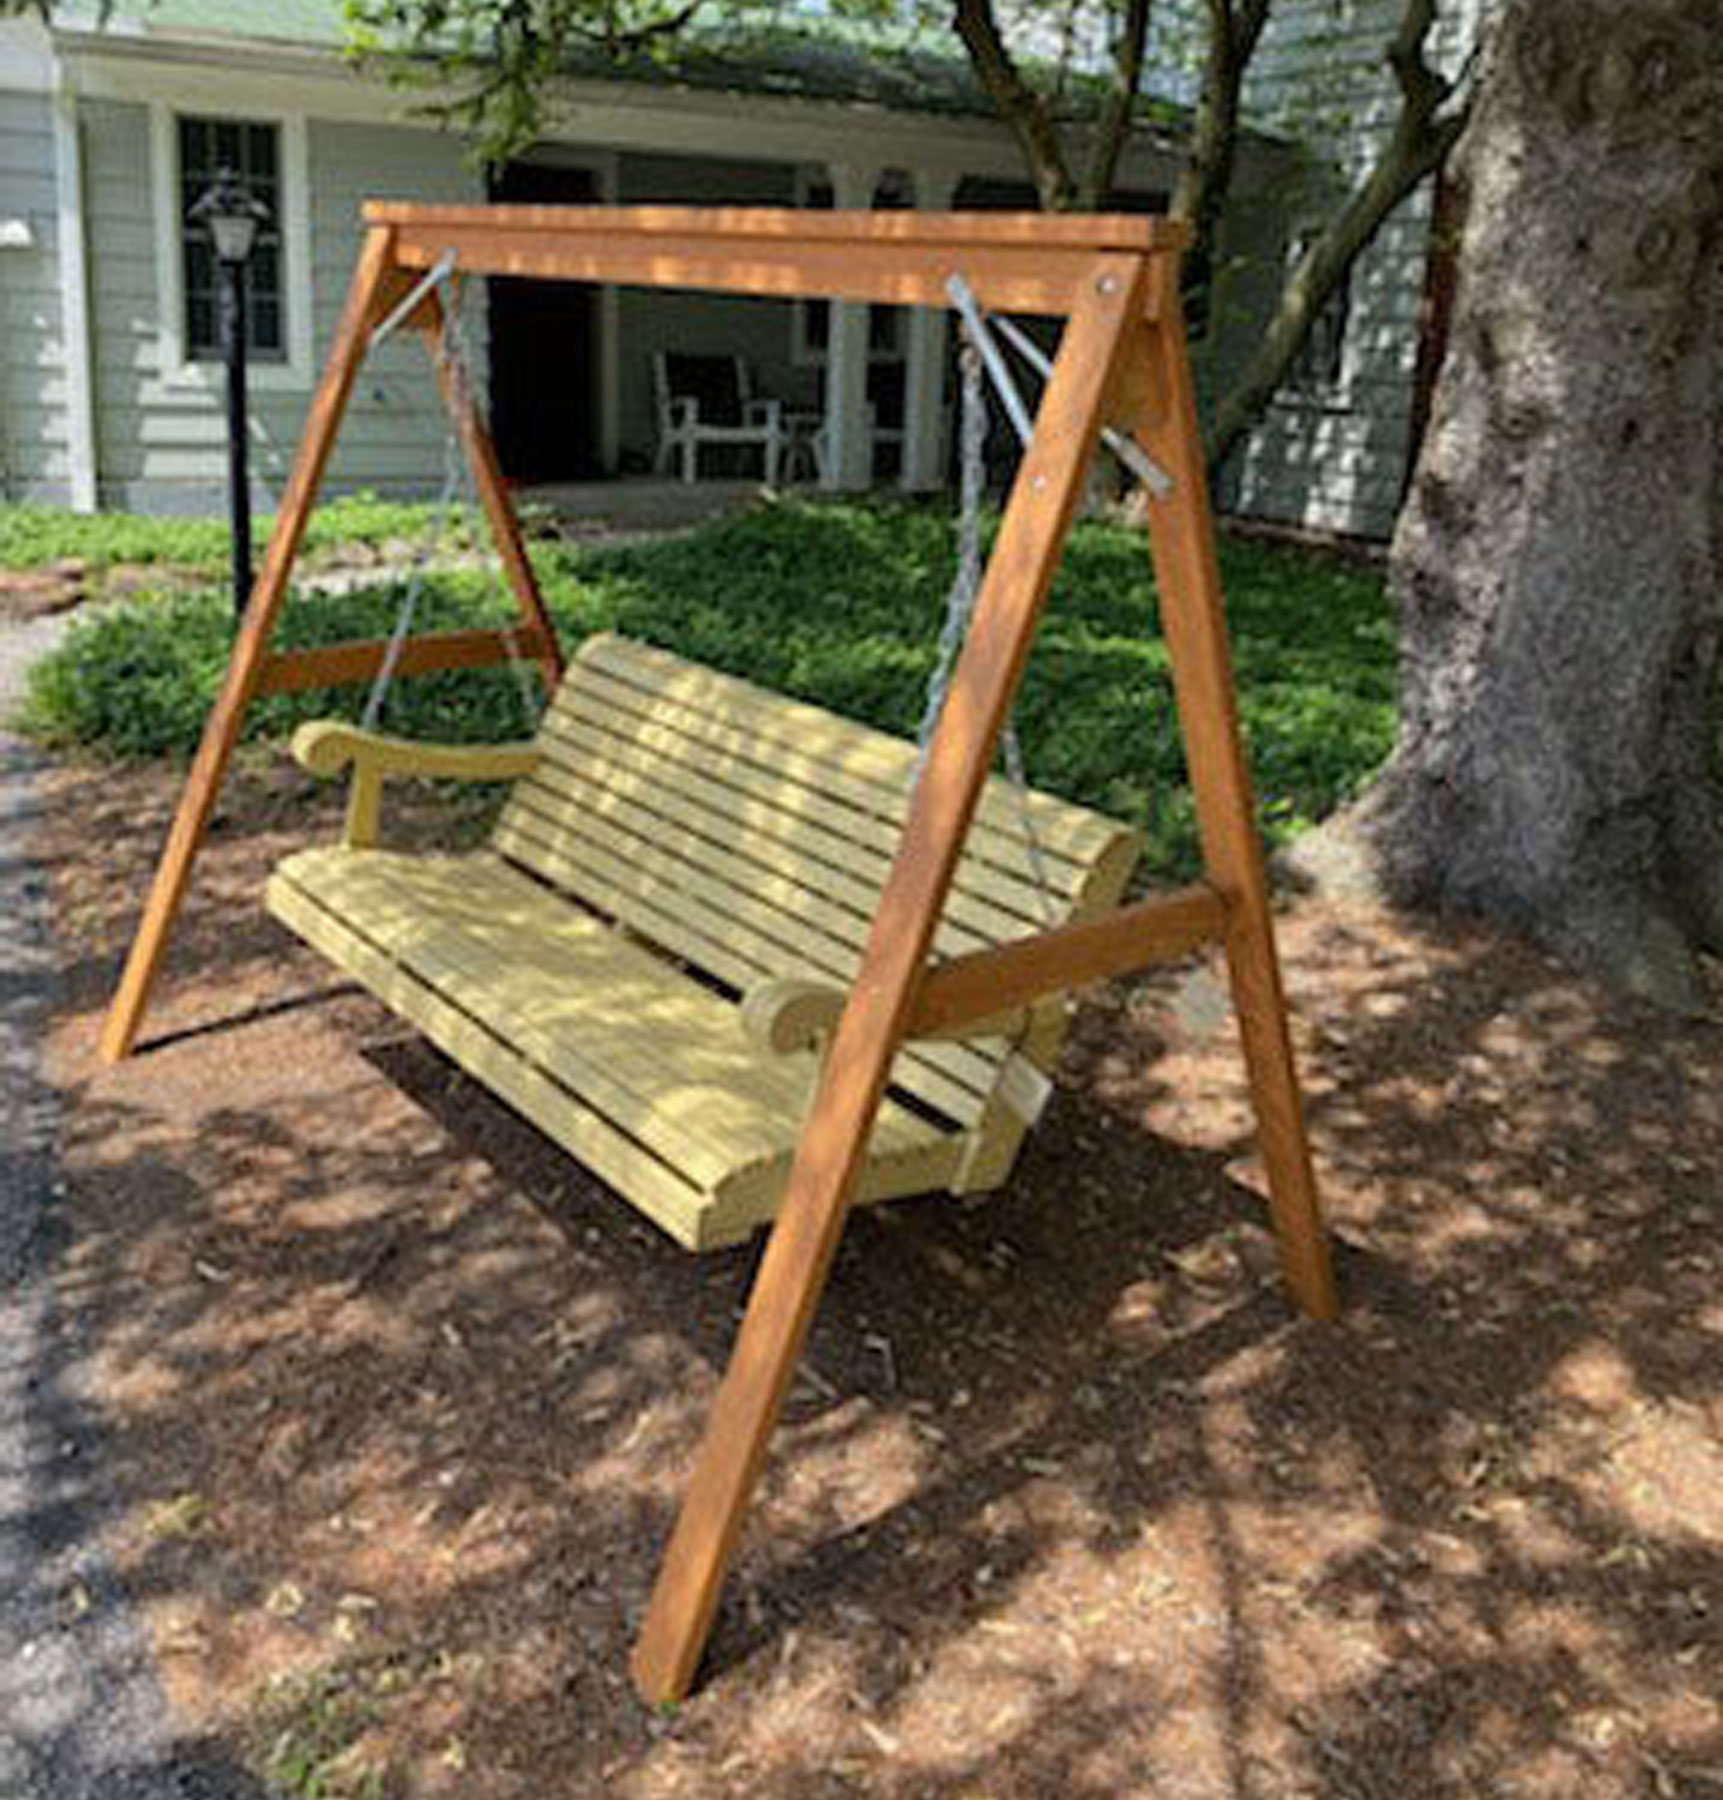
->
[30, 751, 1723, 1797]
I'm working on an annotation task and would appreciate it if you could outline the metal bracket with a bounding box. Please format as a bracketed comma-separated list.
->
[948, 274, 1174, 498]
[370, 249, 458, 350]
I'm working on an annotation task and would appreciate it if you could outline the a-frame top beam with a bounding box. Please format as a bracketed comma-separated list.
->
[366, 204, 1188, 318]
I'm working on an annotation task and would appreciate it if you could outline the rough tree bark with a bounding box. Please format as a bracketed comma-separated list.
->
[1354, 0, 1723, 1010]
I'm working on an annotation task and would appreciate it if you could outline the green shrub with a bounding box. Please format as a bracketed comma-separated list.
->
[20, 573, 538, 760]
[20, 498, 1395, 877]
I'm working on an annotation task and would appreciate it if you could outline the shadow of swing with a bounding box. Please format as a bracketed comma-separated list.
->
[127, 982, 362, 1059]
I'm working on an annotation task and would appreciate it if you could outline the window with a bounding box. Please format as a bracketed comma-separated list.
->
[1286, 234, 1351, 394]
[178, 116, 286, 361]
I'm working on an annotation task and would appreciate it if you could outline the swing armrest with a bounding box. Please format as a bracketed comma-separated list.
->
[291, 721, 540, 784]
[739, 975, 1030, 1057]
[290, 722, 539, 850]
[739, 979, 847, 1056]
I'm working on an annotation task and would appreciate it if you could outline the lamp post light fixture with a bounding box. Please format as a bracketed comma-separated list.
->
[189, 167, 271, 619]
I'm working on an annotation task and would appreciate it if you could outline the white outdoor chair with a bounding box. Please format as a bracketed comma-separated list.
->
[652, 352, 785, 485]
[806, 362, 909, 485]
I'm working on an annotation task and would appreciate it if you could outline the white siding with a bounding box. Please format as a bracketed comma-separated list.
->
[82, 99, 482, 514]
[1225, 0, 1488, 540]
[0, 88, 70, 503]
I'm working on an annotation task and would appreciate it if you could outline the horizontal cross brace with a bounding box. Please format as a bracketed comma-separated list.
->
[255, 627, 553, 697]
[371, 205, 1185, 319]
[909, 882, 1230, 1039]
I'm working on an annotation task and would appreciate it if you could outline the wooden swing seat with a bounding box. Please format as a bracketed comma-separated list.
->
[267, 633, 1142, 1250]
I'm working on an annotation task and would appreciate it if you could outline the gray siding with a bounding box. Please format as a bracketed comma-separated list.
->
[309, 118, 486, 498]
[1223, 0, 1487, 540]
[0, 88, 69, 504]
[81, 99, 481, 514]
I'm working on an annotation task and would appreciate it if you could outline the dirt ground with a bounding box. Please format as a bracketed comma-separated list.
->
[30, 753, 1723, 1799]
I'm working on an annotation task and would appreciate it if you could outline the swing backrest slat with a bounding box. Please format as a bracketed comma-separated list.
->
[491, 634, 1142, 1132]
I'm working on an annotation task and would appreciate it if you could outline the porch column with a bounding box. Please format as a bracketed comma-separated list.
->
[821, 161, 878, 492]
[901, 169, 958, 494]
[52, 71, 98, 513]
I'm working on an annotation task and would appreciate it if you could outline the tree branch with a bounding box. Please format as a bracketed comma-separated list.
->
[1171, 0, 1273, 319]
[952, 0, 1078, 211]
[1077, 0, 1155, 210]
[1207, 0, 1472, 464]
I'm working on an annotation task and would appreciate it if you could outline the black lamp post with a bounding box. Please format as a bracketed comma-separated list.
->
[189, 168, 270, 619]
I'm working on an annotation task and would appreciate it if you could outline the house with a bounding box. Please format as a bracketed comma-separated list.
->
[1224, 0, 1487, 542]
[0, 0, 1471, 541]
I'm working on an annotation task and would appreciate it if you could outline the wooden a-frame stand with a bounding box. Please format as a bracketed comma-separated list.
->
[97, 204, 1338, 1704]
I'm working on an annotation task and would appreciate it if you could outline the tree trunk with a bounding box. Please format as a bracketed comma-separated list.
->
[1357, 0, 1723, 1009]
[1170, 0, 1272, 329]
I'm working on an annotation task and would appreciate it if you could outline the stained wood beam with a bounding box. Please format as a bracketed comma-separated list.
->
[629, 251, 1153, 1707]
[255, 627, 555, 697]
[1117, 305, 1338, 1323]
[98, 226, 403, 1065]
[371, 204, 1188, 319]
[910, 882, 1228, 1038]
[416, 288, 565, 692]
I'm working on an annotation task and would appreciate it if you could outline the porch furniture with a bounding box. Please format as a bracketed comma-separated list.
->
[652, 351, 785, 484]
[804, 361, 910, 484]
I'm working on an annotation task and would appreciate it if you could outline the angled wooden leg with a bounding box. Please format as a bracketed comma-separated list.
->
[1118, 299, 1338, 1322]
[416, 292, 565, 690]
[629, 253, 1154, 1705]
[98, 227, 404, 1064]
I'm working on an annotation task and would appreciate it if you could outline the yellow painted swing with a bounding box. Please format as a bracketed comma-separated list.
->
[96, 205, 1335, 1704]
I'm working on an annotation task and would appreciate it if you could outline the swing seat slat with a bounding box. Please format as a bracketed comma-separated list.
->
[267, 634, 1142, 1251]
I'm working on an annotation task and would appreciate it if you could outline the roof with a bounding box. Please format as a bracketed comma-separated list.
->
[73, 1, 1192, 136]
[107, 0, 350, 50]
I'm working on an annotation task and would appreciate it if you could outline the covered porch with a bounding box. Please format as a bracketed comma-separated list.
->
[483, 158, 1016, 499]
[479, 117, 1195, 500]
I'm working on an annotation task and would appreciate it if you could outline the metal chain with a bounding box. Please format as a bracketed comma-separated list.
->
[361, 268, 544, 735]
[914, 318, 1057, 926]
[914, 335, 988, 759]
[438, 279, 545, 732]
[360, 308, 464, 731]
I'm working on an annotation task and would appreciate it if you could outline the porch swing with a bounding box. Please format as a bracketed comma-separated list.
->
[94, 204, 1337, 1705]
[273, 252, 1148, 1251]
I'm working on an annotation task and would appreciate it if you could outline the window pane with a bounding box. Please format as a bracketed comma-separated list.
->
[250, 297, 283, 355]
[185, 236, 214, 294]
[178, 115, 288, 364]
[187, 294, 217, 354]
[181, 118, 209, 175]
[246, 123, 276, 179]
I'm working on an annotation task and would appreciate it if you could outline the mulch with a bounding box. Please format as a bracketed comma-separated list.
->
[29, 752, 1723, 1799]
[0, 566, 87, 620]
[0, 563, 213, 621]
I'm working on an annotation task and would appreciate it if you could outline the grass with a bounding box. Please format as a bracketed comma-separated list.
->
[0, 492, 461, 573]
[17, 496, 1396, 877]
[246, 1663, 391, 1800]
